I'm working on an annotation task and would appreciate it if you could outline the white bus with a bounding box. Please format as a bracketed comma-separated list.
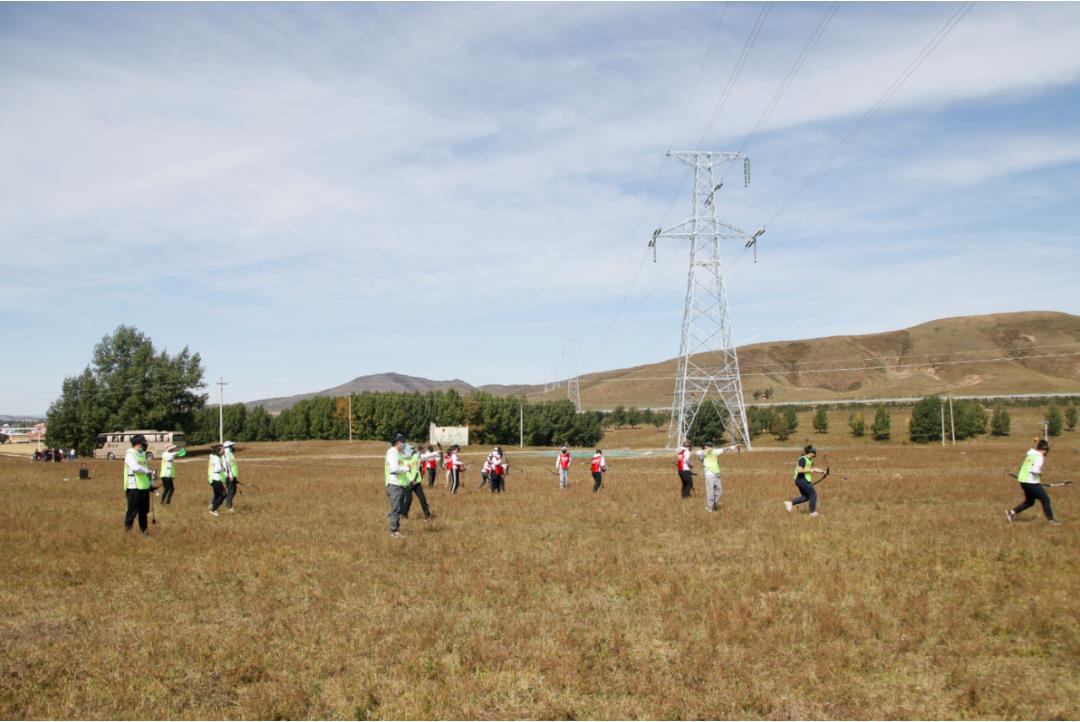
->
[94, 430, 187, 460]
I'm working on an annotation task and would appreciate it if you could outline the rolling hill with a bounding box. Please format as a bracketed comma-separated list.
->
[246, 311, 1080, 411]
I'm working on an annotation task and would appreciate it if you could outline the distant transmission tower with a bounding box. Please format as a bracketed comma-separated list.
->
[565, 341, 582, 412]
[650, 151, 762, 450]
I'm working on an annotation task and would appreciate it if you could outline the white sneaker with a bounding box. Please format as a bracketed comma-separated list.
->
[784, 501, 793, 512]
[227, 508, 235, 513]
[810, 511, 819, 517]
[1005, 509, 1015, 524]
[209, 510, 219, 517]
[390, 531, 404, 538]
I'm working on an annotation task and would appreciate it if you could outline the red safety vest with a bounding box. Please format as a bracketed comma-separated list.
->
[591, 454, 603, 473]
[559, 451, 571, 469]
[677, 447, 692, 472]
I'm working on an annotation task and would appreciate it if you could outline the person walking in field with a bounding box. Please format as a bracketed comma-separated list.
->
[159, 444, 185, 505]
[402, 443, 433, 521]
[556, 445, 572, 489]
[591, 449, 607, 492]
[479, 454, 491, 490]
[207, 444, 227, 517]
[697, 440, 742, 512]
[422, 445, 439, 488]
[124, 434, 155, 535]
[385, 433, 411, 537]
[449, 444, 465, 495]
[676, 439, 694, 499]
[785, 445, 826, 516]
[443, 445, 454, 488]
[1007, 439, 1063, 525]
[222, 441, 240, 512]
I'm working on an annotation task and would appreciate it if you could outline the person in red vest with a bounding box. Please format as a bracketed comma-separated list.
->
[488, 447, 507, 493]
[555, 445, 572, 489]
[676, 439, 694, 499]
[421, 445, 439, 488]
[449, 444, 465, 495]
[591, 449, 607, 493]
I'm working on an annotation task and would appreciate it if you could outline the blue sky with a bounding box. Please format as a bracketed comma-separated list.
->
[2, 2, 1079, 415]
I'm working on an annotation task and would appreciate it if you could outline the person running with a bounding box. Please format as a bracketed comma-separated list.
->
[159, 444, 184, 505]
[676, 439, 694, 499]
[422, 445, 439, 488]
[449, 444, 465, 495]
[696, 440, 742, 512]
[1007, 439, 1063, 525]
[402, 443, 433, 521]
[385, 433, 411, 537]
[123, 434, 155, 535]
[222, 440, 240, 513]
[591, 449, 607, 492]
[489, 447, 507, 493]
[785, 445, 827, 517]
[555, 445, 572, 489]
[207, 444, 227, 517]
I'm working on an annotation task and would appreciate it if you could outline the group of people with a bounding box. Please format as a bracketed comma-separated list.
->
[553, 445, 608, 492]
[32, 448, 76, 462]
[120, 435, 241, 533]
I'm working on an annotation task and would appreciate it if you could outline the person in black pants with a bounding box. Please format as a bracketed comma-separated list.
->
[786, 445, 826, 516]
[123, 434, 155, 534]
[676, 440, 694, 498]
[1007, 439, 1062, 525]
[402, 445, 432, 520]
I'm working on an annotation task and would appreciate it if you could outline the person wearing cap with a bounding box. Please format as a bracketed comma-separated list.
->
[124, 434, 155, 534]
[676, 439, 695, 499]
[696, 440, 742, 513]
[207, 444, 227, 517]
[159, 444, 185, 505]
[402, 442, 433, 521]
[590, 449, 607, 492]
[785, 445, 826, 516]
[488, 447, 507, 493]
[221, 441, 241, 512]
[1007, 439, 1063, 525]
[385, 434, 412, 536]
[555, 445, 572, 489]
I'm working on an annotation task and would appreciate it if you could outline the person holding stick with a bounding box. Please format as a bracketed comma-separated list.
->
[696, 440, 742, 512]
[591, 449, 607, 493]
[384, 433, 411, 537]
[402, 443, 433, 521]
[785, 445, 826, 517]
[676, 439, 694, 499]
[449, 444, 465, 495]
[223, 441, 240, 513]
[555, 445, 572, 489]
[159, 444, 184, 505]
[1007, 439, 1063, 525]
[123, 434, 155, 535]
[207, 444, 227, 517]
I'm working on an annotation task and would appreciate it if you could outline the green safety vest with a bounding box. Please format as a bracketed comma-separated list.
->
[1016, 450, 1039, 483]
[208, 455, 224, 484]
[406, 452, 421, 484]
[794, 455, 813, 482]
[123, 449, 152, 491]
[702, 450, 721, 475]
[160, 454, 174, 479]
[225, 449, 238, 478]
[384, 450, 411, 487]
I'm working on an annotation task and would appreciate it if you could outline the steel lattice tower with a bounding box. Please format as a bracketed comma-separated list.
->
[651, 151, 758, 450]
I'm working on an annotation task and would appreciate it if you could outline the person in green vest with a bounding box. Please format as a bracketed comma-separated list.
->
[401, 443, 433, 521]
[696, 440, 742, 512]
[123, 434, 156, 534]
[208, 444, 227, 517]
[159, 444, 186, 505]
[785, 444, 826, 516]
[384, 433, 412, 537]
[223, 440, 240, 513]
[1007, 439, 1062, 525]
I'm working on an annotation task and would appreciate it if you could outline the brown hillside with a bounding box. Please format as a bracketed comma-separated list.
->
[525, 311, 1080, 408]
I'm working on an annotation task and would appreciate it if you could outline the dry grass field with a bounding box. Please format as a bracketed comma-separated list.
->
[2, 439, 1079, 719]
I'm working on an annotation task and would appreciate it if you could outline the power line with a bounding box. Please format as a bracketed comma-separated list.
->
[764, 1, 975, 228]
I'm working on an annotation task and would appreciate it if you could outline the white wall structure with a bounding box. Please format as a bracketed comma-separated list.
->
[429, 423, 469, 447]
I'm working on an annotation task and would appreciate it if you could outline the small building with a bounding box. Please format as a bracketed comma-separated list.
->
[429, 422, 468, 447]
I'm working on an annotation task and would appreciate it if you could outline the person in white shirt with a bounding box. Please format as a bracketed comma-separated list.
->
[384, 434, 411, 537]
[676, 440, 694, 498]
[555, 446, 571, 489]
[207, 445, 227, 516]
[488, 447, 506, 493]
[1007, 439, 1061, 525]
[123, 434, 155, 534]
[449, 444, 465, 495]
[696, 440, 742, 512]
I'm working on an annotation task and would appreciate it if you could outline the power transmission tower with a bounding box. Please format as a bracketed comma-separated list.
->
[650, 151, 761, 450]
[565, 341, 582, 412]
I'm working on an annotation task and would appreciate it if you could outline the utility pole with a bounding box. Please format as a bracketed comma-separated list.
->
[519, 400, 524, 448]
[651, 151, 760, 450]
[348, 394, 353, 442]
[217, 377, 227, 445]
[948, 395, 956, 446]
[940, 401, 946, 448]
